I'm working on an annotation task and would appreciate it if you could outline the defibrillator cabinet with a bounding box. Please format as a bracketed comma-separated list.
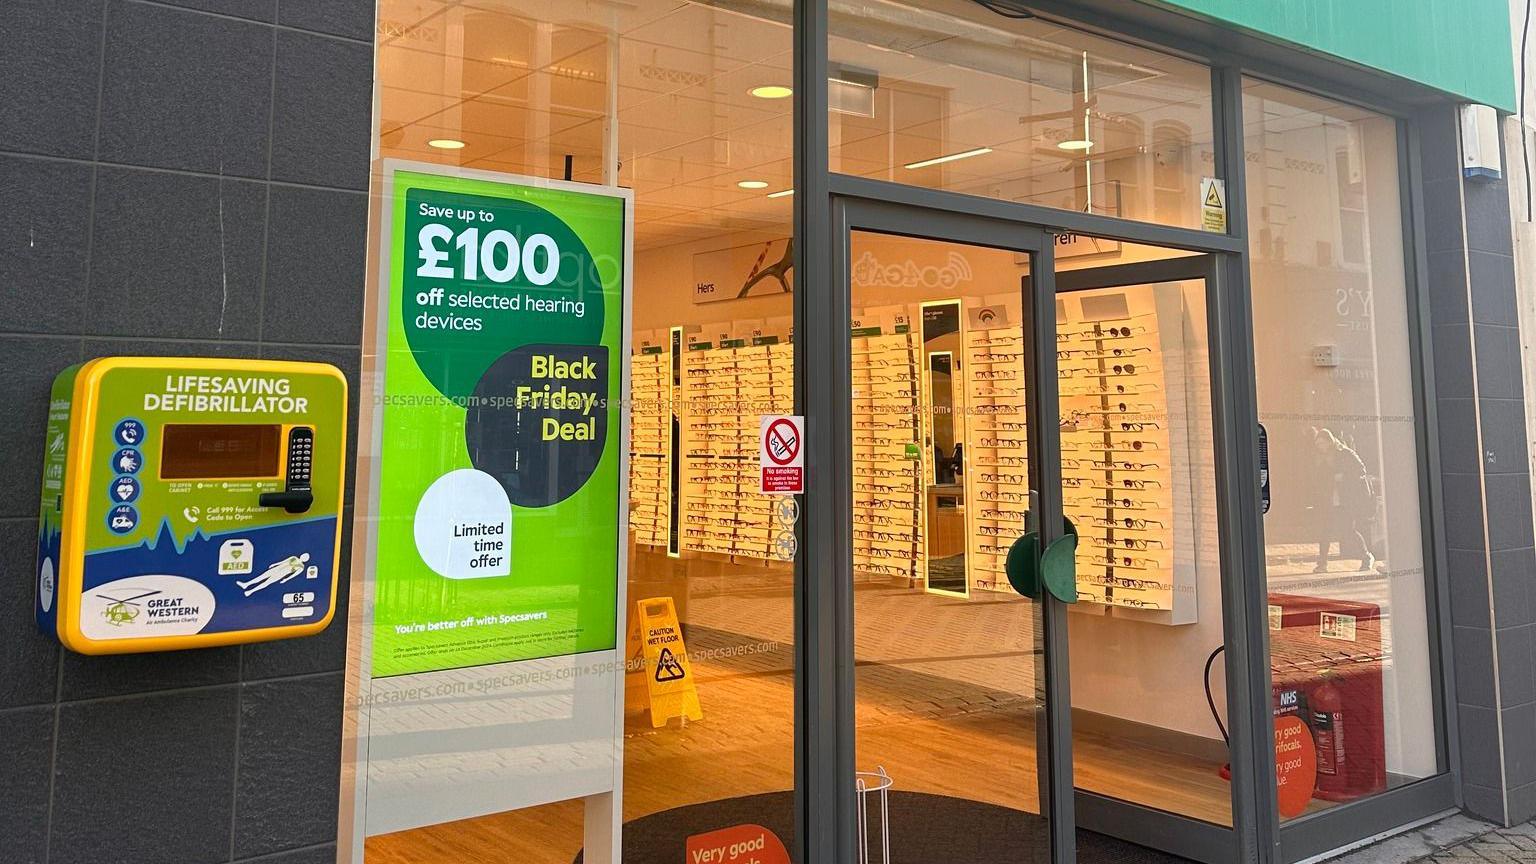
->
[35, 357, 348, 654]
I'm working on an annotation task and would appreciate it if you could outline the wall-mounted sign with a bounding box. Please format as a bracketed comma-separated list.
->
[693, 237, 793, 303]
[1053, 231, 1123, 259]
[760, 415, 804, 494]
[1201, 177, 1228, 233]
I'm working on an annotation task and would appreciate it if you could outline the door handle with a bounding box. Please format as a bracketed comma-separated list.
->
[1003, 531, 1042, 599]
[1041, 516, 1078, 604]
[1002, 517, 1079, 603]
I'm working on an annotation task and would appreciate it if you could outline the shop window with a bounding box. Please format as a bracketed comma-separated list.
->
[362, 1, 795, 861]
[828, 0, 1216, 230]
[1243, 78, 1440, 820]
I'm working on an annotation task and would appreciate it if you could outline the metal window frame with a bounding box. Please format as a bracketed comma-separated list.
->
[791, 1, 1460, 862]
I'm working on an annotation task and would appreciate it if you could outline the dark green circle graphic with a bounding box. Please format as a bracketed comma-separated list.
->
[465, 344, 610, 508]
[402, 186, 606, 398]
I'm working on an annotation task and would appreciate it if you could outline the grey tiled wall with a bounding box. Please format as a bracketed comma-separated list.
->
[0, 2, 371, 862]
[1420, 105, 1536, 826]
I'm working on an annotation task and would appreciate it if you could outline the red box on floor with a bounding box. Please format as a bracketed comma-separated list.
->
[1268, 593, 1387, 802]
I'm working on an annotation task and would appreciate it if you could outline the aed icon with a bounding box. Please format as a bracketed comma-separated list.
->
[219, 539, 255, 576]
[36, 357, 347, 655]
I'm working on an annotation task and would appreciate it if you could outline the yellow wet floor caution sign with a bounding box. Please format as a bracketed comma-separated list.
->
[624, 596, 703, 727]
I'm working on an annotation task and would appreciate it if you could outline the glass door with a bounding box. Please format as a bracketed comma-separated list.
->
[834, 198, 1077, 864]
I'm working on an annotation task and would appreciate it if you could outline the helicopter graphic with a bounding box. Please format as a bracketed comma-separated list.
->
[94, 589, 161, 627]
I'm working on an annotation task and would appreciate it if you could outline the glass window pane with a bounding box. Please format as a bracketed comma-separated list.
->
[1244, 78, 1439, 820]
[1056, 247, 1232, 828]
[829, 0, 1216, 229]
[362, 1, 796, 860]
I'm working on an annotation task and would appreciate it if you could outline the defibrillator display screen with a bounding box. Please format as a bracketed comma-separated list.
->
[160, 424, 282, 479]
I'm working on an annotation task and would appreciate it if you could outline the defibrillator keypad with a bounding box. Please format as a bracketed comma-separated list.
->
[286, 427, 313, 489]
[258, 427, 315, 513]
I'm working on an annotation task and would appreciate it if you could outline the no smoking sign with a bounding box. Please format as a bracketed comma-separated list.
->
[759, 415, 804, 495]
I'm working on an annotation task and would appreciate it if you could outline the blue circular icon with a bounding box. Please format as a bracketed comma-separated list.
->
[106, 504, 139, 535]
[109, 476, 140, 504]
[114, 418, 145, 447]
[111, 447, 143, 475]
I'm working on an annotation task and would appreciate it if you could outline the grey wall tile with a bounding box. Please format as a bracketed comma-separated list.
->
[1458, 703, 1504, 789]
[1492, 544, 1529, 624]
[263, 186, 367, 344]
[1463, 782, 1508, 825]
[1422, 177, 1465, 255]
[87, 167, 267, 339]
[0, 706, 55, 864]
[1425, 250, 1468, 327]
[271, 31, 371, 190]
[242, 508, 351, 679]
[82, 338, 263, 363]
[1454, 625, 1496, 708]
[278, 0, 374, 41]
[1436, 397, 1480, 474]
[0, 155, 94, 334]
[1475, 324, 1525, 401]
[1432, 323, 1475, 400]
[0, 337, 82, 519]
[0, 0, 104, 159]
[1491, 546, 1536, 629]
[1478, 398, 1531, 476]
[1501, 701, 1536, 787]
[0, 520, 61, 709]
[238, 843, 337, 864]
[1485, 472, 1535, 551]
[1441, 471, 1488, 552]
[52, 687, 238, 864]
[1509, 780, 1536, 825]
[1449, 548, 1493, 629]
[1497, 626, 1536, 708]
[98, 0, 273, 177]
[1417, 108, 1461, 185]
[234, 674, 344, 857]
[1469, 251, 1520, 327]
[156, 0, 276, 21]
[59, 644, 239, 701]
[1464, 178, 1516, 257]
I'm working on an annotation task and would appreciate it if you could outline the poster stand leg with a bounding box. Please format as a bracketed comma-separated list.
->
[584, 792, 621, 864]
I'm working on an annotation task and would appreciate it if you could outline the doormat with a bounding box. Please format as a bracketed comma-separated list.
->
[574, 790, 1194, 863]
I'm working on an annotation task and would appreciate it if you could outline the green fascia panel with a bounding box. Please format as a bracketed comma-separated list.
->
[1147, 0, 1516, 112]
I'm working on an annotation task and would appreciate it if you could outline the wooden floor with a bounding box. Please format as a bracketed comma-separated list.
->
[367, 659, 1238, 863]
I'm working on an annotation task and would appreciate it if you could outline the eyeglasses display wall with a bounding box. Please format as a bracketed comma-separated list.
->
[963, 327, 1030, 593]
[625, 288, 1198, 625]
[628, 348, 672, 550]
[852, 330, 926, 584]
[1058, 311, 1183, 618]
[963, 296, 1198, 625]
[678, 341, 794, 559]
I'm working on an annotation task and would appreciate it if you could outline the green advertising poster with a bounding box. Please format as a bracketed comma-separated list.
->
[371, 163, 628, 678]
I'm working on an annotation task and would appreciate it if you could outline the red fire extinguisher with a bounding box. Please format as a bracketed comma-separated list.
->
[1310, 670, 1347, 799]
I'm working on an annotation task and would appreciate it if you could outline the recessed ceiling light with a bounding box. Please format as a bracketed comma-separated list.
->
[1057, 139, 1094, 151]
[749, 85, 793, 100]
[903, 147, 993, 170]
[428, 138, 466, 150]
[767, 188, 795, 198]
[737, 179, 769, 189]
